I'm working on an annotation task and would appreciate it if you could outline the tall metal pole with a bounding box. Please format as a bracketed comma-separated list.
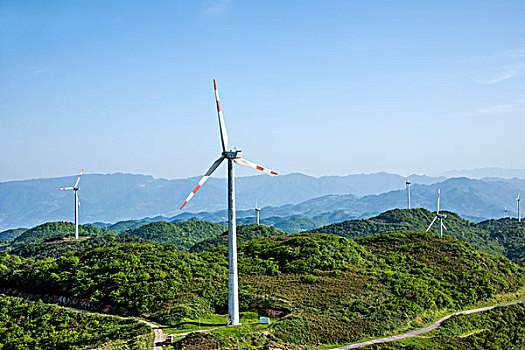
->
[227, 159, 240, 325]
[406, 181, 411, 210]
[256, 210, 260, 225]
[74, 190, 79, 239]
[439, 218, 443, 236]
[518, 194, 521, 222]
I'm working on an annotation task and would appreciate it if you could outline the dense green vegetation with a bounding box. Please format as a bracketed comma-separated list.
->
[1, 230, 523, 349]
[223, 215, 323, 233]
[309, 208, 525, 262]
[0, 228, 27, 242]
[9, 235, 148, 260]
[12, 222, 118, 245]
[366, 303, 525, 349]
[0, 294, 151, 350]
[108, 220, 150, 232]
[190, 224, 285, 253]
[123, 220, 225, 250]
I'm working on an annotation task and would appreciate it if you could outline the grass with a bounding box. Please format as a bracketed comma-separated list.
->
[315, 287, 525, 350]
[162, 312, 261, 335]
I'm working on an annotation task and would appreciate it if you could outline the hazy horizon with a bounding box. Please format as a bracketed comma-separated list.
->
[3, 166, 525, 183]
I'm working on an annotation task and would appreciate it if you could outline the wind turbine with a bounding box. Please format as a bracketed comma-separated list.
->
[504, 206, 508, 219]
[406, 178, 411, 210]
[518, 193, 521, 222]
[180, 80, 278, 326]
[427, 186, 447, 236]
[255, 200, 261, 225]
[58, 170, 84, 239]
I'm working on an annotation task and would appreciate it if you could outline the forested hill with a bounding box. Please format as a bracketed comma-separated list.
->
[0, 228, 27, 241]
[0, 231, 523, 348]
[308, 208, 525, 262]
[12, 222, 118, 245]
[122, 220, 225, 250]
[190, 224, 285, 252]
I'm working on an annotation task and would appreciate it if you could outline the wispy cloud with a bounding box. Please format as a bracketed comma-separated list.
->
[470, 99, 525, 116]
[475, 69, 519, 84]
[201, 0, 231, 14]
[31, 67, 48, 76]
[465, 49, 525, 85]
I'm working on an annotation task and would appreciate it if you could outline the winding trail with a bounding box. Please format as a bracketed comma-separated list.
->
[23, 296, 525, 349]
[61, 306, 165, 350]
[330, 297, 525, 349]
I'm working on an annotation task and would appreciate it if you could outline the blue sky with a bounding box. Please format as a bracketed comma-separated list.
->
[1, 0, 524, 181]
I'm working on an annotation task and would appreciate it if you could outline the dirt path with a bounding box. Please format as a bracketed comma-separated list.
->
[63, 306, 164, 350]
[330, 298, 525, 349]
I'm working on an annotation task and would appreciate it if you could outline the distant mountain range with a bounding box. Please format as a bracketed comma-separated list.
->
[440, 167, 525, 179]
[0, 171, 524, 231]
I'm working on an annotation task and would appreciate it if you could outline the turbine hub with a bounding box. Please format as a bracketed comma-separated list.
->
[223, 150, 242, 159]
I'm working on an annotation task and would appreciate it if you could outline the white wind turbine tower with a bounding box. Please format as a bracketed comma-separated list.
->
[180, 80, 278, 326]
[427, 186, 447, 236]
[504, 206, 508, 219]
[58, 170, 84, 240]
[517, 193, 521, 222]
[255, 200, 261, 225]
[405, 178, 411, 210]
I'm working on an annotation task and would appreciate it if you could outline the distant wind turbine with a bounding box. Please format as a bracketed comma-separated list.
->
[58, 170, 84, 239]
[406, 178, 411, 210]
[518, 193, 521, 222]
[504, 206, 508, 219]
[427, 186, 447, 236]
[180, 80, 278, 326]
[255, 200, 261, 225]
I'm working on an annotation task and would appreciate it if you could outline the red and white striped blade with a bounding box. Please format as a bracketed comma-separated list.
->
[234, 158, 278, 175]
[74, 169, 84, 188]
[180, 157, 225, 210]
[58, 187, 74, 190]
[213, 79, 229, 152]
[77, 197, 81, 208]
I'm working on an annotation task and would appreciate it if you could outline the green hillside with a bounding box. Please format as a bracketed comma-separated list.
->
[309, 208, 525, 261]
[223, 216, 323, 233]
[0, 294, 151, 350]
[0, 231, 523, 349]
[189, 224, 285, 253]
[123, 220, 225, 250]
[0, 228, 27, 241]
[365, 303, 525, 349]
[109, 220, 150, 232]
[12, 222, 118, 245]
[10, 234, 148, 260]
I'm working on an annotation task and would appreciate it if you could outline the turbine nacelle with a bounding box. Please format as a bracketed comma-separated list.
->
[223, 150, 243, 159]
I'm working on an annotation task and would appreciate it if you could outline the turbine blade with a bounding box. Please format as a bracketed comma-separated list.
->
[213, 79, 229, 152]
[74, 169, 84, 187]
[58, 187, 74, 190]
[180, 157, 225, 210]
[77, 197, 81, 209]
[442, 221, 447, 231]
[234, 158, 278, 175]
[426, 216, 438, 231]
